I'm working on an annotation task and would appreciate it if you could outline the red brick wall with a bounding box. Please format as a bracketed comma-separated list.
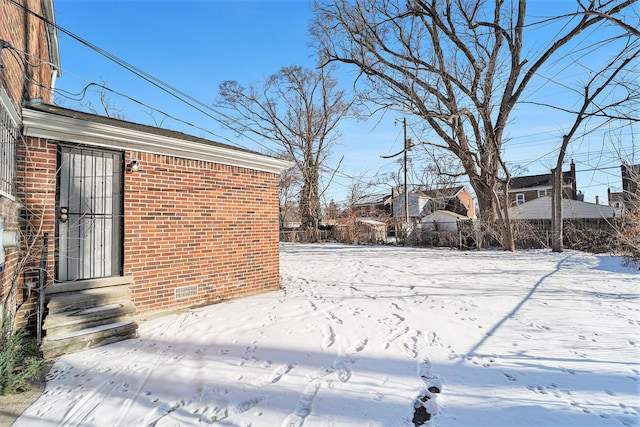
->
[124, 152, 281, 315]
[0, 0, 56, 108]
[12, 137, 57, 329]
[1, 0, 56, 330]
[16, 140, 282, 322]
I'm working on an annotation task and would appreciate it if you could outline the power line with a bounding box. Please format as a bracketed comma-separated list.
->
[5, 0, 281, 156]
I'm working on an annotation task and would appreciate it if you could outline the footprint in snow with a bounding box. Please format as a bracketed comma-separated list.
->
[417, 358, 431, 378]
[350, 337, 368, 352]
[321, 324, 335, 349]
[243, 345, 257, 355]
[333, 355, 353, 383]
[331, 338, 368, 383]
[414, 358, 442, 426]
[326, 311, 343, 325]
[390, 312, 405, 324]
[209, 396, 266, 422]
[268, 363, 295, 384]
[141, 401, 179, 427]
[281, 381, 320, 427]
[401, 331, 422, 359]
[503, 373, 518, 382]
[384, 325, 410, 349]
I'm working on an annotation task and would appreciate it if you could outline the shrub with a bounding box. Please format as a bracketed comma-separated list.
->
[0, 317, 46, 395]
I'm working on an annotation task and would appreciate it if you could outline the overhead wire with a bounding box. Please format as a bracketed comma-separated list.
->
[5, 0, 283, 156]
[3, 41, 261, 150]
[6, 0, 638, 205]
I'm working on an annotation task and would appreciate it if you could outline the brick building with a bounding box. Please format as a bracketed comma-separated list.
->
[507, 161, 578, 206]
[2, 1, 289, 356]
[1, 0, 59, 330]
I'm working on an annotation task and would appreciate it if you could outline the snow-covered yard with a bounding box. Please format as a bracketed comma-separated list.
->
[14, 243, 640, 426]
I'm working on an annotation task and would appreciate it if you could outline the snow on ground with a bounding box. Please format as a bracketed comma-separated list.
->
[14, 243, 640, 427]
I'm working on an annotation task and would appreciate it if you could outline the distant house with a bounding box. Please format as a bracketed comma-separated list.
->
[393, 185, 476, 220]
[421, 210, 468, 233]
[621, 163, 639, 210]
[509, 196, 618, 220]
[392, 192, 432, 219]
[608, 163, 639, 213]
[280, 210, 301, 229]
[421, 186, 476, 219]
[352, 192, 394, 218]
[507, 162, 578, 206]
[355, 218, 388, 241]
[608, 190, 625, 211]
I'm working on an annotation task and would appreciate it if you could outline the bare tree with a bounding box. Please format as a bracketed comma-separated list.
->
[547, 46, 640, 252]
[311, 0, 637, 251]
[217, 66, 353, 241]
[84, 80, 126, 120]
[412, 146, 465, 192]
[278, 158, 301, 229]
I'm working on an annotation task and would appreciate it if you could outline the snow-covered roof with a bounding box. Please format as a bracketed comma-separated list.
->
[509, 196, 618, 219]
[421, 210, 468, 222]
[353, 193, 393, 206]
[355, 218, 387, 226]
[421, 185, 466, 199]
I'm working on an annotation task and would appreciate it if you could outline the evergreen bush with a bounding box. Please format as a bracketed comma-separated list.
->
[0, 317, 45, 395]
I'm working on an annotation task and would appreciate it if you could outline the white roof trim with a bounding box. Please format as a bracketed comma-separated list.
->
[21, 108, 292, 174]
[0, 87, 20, 125]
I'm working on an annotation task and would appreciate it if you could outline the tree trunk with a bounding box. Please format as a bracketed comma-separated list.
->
[469, 174, 515, 251]
[551, 167, 563, 252]
[299, 168, 320, 242]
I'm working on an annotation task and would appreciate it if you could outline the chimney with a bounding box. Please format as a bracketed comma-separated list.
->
[595, 195, 599, 205]
[570, 160, 577, 199]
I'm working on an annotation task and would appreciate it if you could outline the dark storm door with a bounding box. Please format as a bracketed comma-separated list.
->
[56, 145, 123, 281]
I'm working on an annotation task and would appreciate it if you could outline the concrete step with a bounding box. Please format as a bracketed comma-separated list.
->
[42, 281, 139, 359]
[41, 320, 139, 359]
[46, 276, 134, 295]
[46, 286, 132, 315]
[43, 300, 137, 336]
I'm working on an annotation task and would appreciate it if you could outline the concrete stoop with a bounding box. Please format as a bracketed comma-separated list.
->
[41, 278, 139, 359]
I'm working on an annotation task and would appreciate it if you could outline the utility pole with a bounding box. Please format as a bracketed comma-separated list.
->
[381, 118, 418, 225]
[403, 117, 409, 224]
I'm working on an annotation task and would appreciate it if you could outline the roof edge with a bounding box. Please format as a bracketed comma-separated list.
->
[21, 107, 292, 173]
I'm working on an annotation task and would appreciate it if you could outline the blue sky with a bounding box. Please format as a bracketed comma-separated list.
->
[52, 0, 638, 206]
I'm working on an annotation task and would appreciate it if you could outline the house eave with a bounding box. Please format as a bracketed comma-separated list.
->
[21, 108, 292, 174]
[42, 0, 61, 74]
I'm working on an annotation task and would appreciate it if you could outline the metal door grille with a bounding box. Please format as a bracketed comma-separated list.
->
[56, 145, 123, 281]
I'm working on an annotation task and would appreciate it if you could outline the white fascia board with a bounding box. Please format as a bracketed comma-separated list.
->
[22, 109, 292, 174]
[0, 88, 20, 126]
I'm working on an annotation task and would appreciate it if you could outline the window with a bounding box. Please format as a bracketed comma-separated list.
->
[537, 189, 547, 197]
[516, 193, 525, 205]
[0, 89, 19, 199]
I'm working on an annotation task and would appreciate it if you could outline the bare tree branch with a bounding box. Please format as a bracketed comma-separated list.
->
[216, 66, 354, 239]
